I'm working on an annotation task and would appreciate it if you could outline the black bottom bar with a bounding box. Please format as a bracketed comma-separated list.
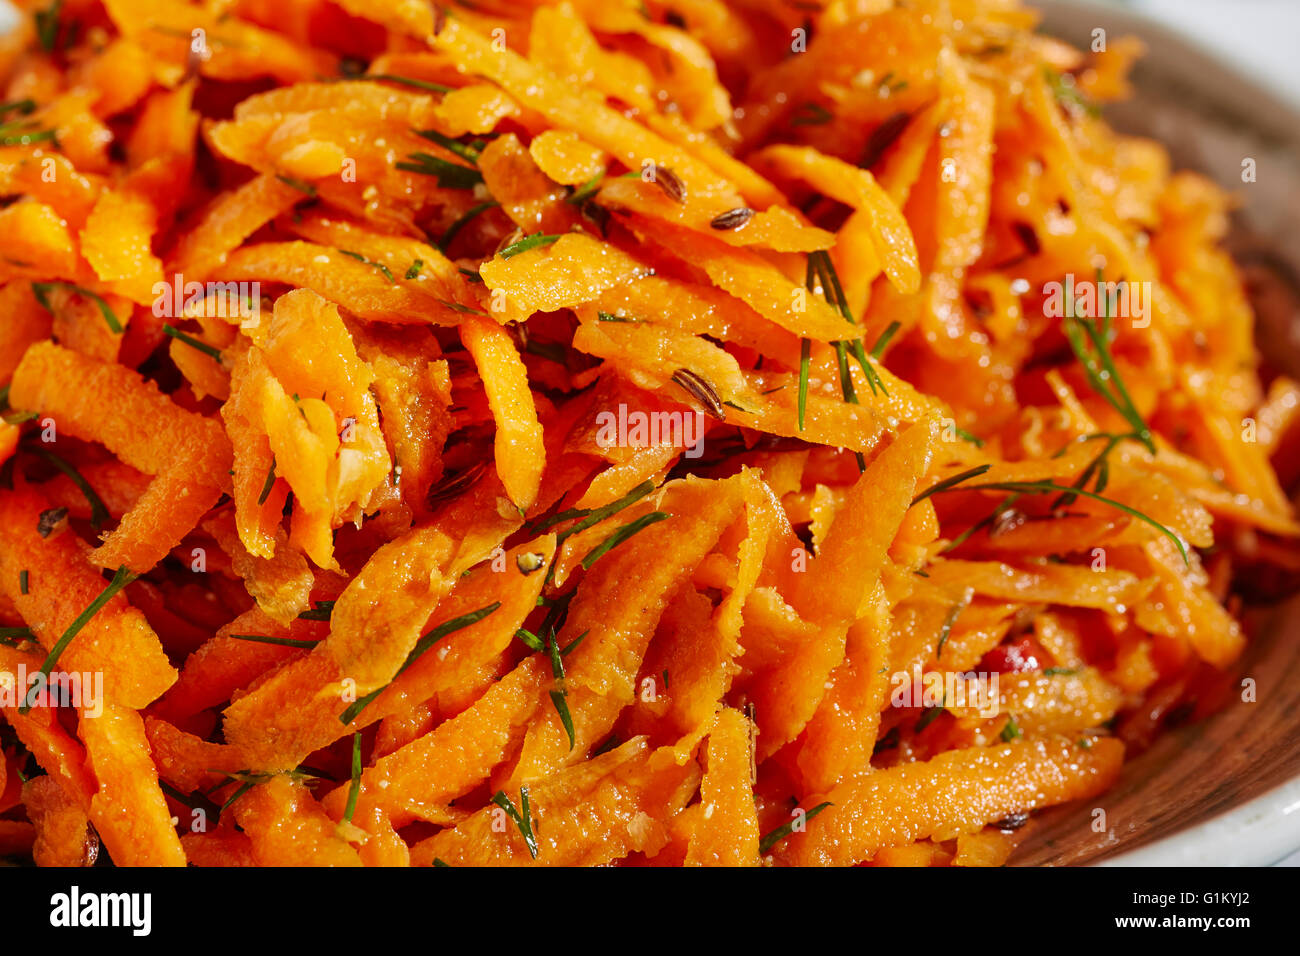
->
[2, 864, 1280, 942]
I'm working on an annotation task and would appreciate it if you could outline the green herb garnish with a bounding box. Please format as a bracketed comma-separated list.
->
[339, 602, 501, 724]
[566, 170, 606, 206]
[1045, 67, 1100, 118]
[257, 459, 277, 506]
[808, 250, 888, 399]
[491, 787, 539, 859]
[758, 802, 832, 855]
[434, 298, 488, 316]
[870, 321, 901, 359]
[973, 479, 1187, 564]
[20, 566, 135, 714]
[439, 201, 498, 250]
[561, 631, 588, 656]
[935, 602, 965, 660]
[911, 465, 993, 505]
[34, 0, 63, 54]
[32, 282, 123, 333]
[337, 249, 396, 284]
[1000, 715, 1022, 742]
[0, 127, 57, 147]
[363, 74, 452, 94]
[215, 768, 317, 813]
[536, 479, 656, 541]
[791, 102, 833, 127]
[275, 174, 318, 197]
[31, 448, 109, 529]
[163, 324, 223, 360]
[1062, 309, 1154, 454]
[915, 703, 945, 732]
[0, 100, 37, 119]
[297, 600, 334, 621]
[546, 630, 575, 751]
[580, 512, 670, 570]
[342, 732, 363, 824]
[396, 152, 483, 189]
[797, 338, 811, 432]
[414, 127, 482, 164]
[514, 627, 545, 653]
[498, 232, 561, 259]
[911, 467, 1187, 564]
[226, 633, 319, 649]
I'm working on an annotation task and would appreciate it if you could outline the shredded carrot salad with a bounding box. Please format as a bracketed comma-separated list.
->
[0, 0, 1296, 868]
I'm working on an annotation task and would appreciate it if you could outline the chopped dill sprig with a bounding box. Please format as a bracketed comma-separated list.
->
[911, 465, 993, 506]
[514, 628, 545, 653]
[257, 458, 277, 506]
[1044, 67, 1100, 118]
[491, 787, 539, 859]
[275, 174, 318, 196]
[31, 282, 123, 333]
[912, 471, 1189, 565]
[498, 232, 561, 259]
[339, 602, 501, 724]
[297, 600, 334, 621]
[34, 0, 64, 54]
[31, 448, 109, 529]
[415, 127, 482, 164]
[20, 566, 135, 714]
[361, 74, 452, 94]
[758, 801, 832, 855]
[935, 602, 965, 660]
[1062, 304, 1154, 454]
[797, 338, 811, 432]
[226, 633, 319, 649]
[536, 479, 656, 541]
[580, 512, 670, 570]
[546, 630, 575, 750]
[342, 732, 363, 824]
[791, 102, 834, 127]
[808, 250, 889, 399]
[439, 201, 499, 250]
[337, 249, 396, 284]
[163, 323, 223, 360]
[870, 321, 901, 359]
[1000, 714, 1022, 742]
[396, 152, 483, 189]
[565, 170, 606, 206]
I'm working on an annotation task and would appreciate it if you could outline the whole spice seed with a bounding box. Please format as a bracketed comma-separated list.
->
[650, 163, 686, 203]
[671, 368, 726, 421]
[709, 207, 755, 230]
